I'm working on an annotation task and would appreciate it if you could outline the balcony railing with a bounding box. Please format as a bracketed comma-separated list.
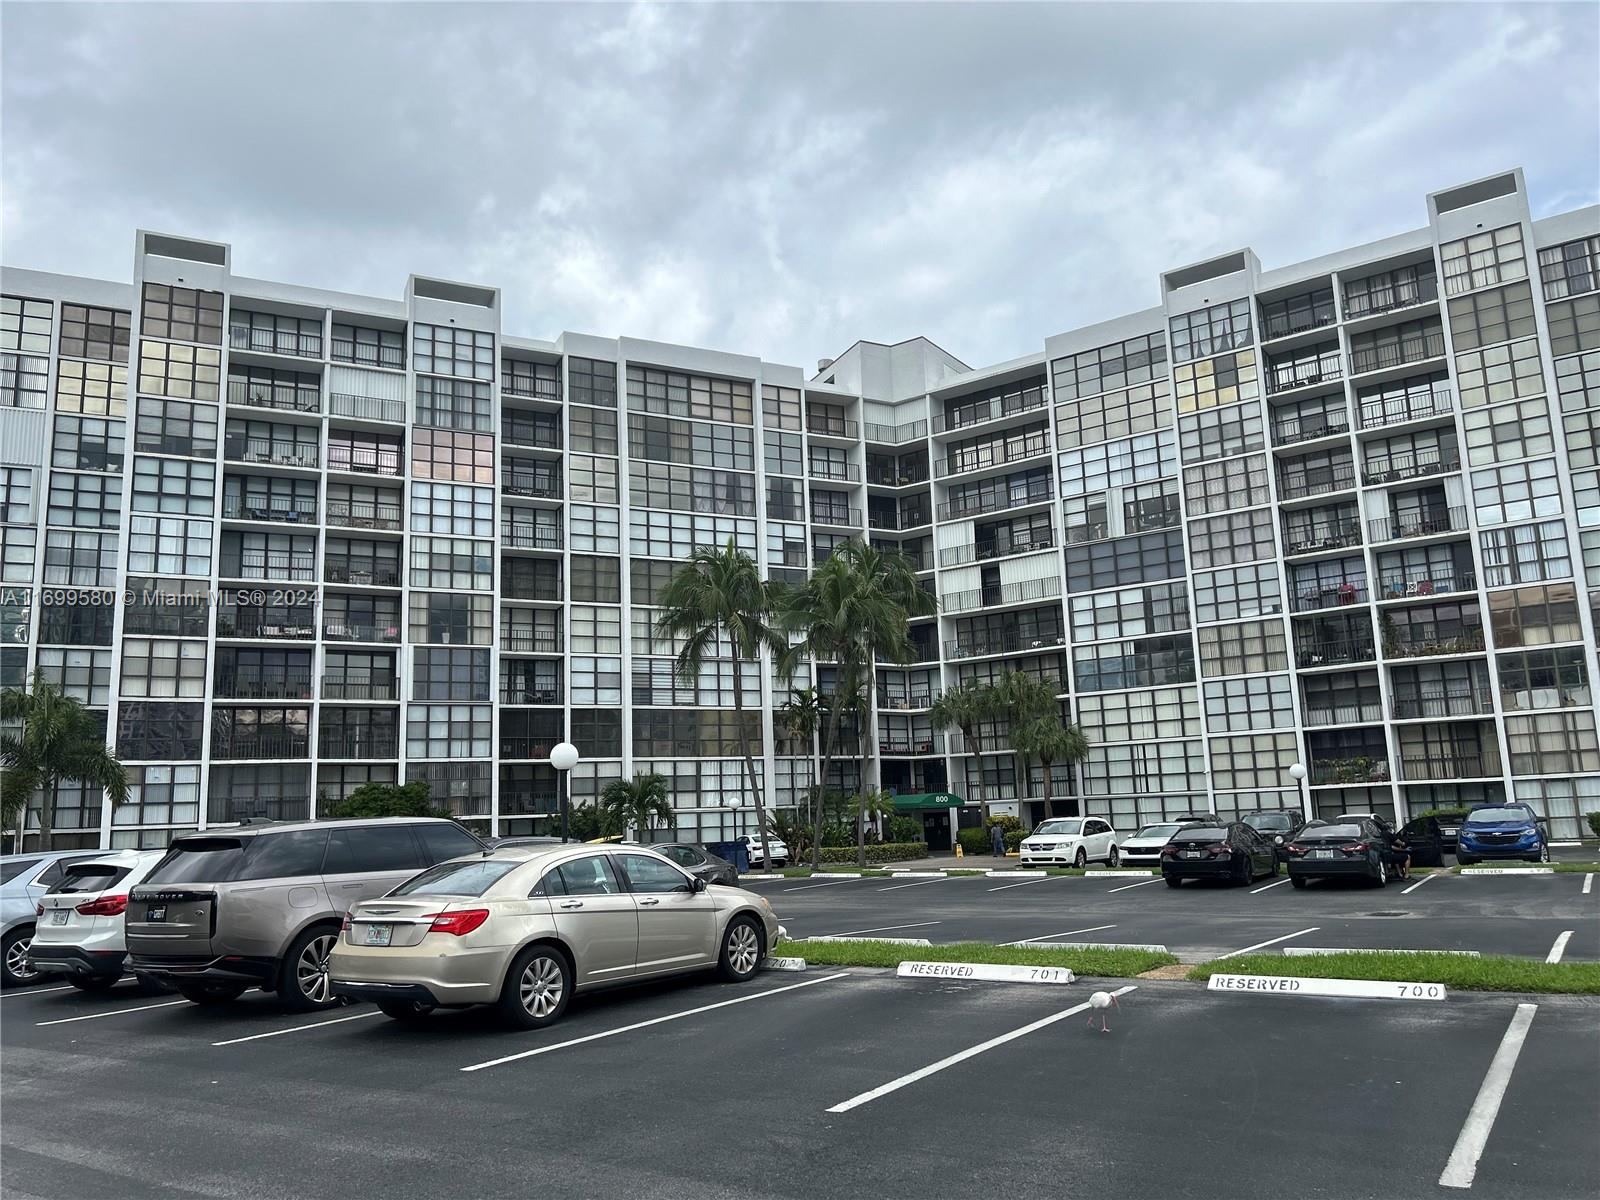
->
[322, 678, 398, 701]
[500, 686, 561, 705]
[810, 460, 861, 482]
[1296, 638, 1377, 668]
[501, 630, 562, 653]
[502, 473, 562, 499]
[1283, 518, 1362, 555]
[224, 437, 318, 468]
[1362, 448, 1460, 486]
[211, 730, 310, 760]
[1395, 751, 1501, 781]
[503, 578, 562, 603]
[1367, 506, 1468, 543]
[934, 390, 1049, 433]
[221, 495, 318, 523]
[877, 737, 941, 755]
[1309, 756, 1390, 785]
[328, 393, 405, 424]
[502, 419, 561, 449]
[945, 631, 1065, 659]
[864, 420, 928, 444]
[936, 432, 1051, 478]
[1271, 412, 1351, 447]
[1344, 276, 1439, 319]
[1391, 689, 1494, 720]
[1385, 628, 1487, 659]
[500, 736, 560, 760]
[325, 498, 403, 531]
[214, 671, 314, 700]
[1303, 702, 1385, 727]
[877, 691, 935, 711]
[1376, 570, 1476, 600]
[868, 509, 930, 531]
[217, 612, 316, 639]
[1291, 580, 1367, 612]
[867, 465, 930, 486]
[810, 508, 862, 528]
[943, 576, 1063, 614]
[1358, 387, 1454, 431]
[332, 341, 405, 370]
[500, 790, 560, 816]
[322, 621, 401, 644]
[318, 730, 399, 758]
[1277, 462, 1357, 500]
[227, 551, 315, 582]
[229, 327, 322, 358]
[501, 523, 562, 550]
[807, 415, 860, 439]
[226, 378, 320, 414]
[1262, 306, 1337, 341]
[939, 534, 1057, 566]
[1266, 351, 1344, 395]
[1349, 332, 1447, 376]
[327, 446, 402, 476]
[325, 558, 401, 587]
[938, 484, 1054, 522]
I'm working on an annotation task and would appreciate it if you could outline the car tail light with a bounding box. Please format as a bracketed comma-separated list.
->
[340, 910, 352, 933]
[1341, 842, 1369, 855]
[1161, 844, 1179, 857]
[426, 909, 490, 936]
[35, 902, 44, 917]
[1208, 842, 1230, 856]
[75, 894, 129, 917]
[1285, 843, 1306, 856]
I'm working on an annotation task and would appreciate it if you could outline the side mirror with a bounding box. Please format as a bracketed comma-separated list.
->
[692, 875, 708, 893]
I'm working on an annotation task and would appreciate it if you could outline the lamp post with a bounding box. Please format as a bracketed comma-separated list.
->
[1289, 762, 1309, 819]
[550, 742, 580, 843]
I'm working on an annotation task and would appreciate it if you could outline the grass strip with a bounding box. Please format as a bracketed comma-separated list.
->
[776, 937, 1177, 978]
[1187, 951, 1600, 995]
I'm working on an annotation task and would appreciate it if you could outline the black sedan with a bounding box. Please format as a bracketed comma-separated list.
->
[1242, 809, 1306, 861]
[1398, 815, 1447, 868]
[653, 843, 740, 888]
[1285, 820, 1395, 887]
[1161, 823, 1278, 887]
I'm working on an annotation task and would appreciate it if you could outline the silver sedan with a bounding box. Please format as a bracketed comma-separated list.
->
[328, 844, 782, 1028]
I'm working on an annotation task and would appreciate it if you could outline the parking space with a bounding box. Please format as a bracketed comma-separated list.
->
[4, 965, 1596, 1199]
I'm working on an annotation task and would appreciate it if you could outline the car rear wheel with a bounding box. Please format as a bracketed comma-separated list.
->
[1073, 848, 1087, 868]
[2, 929, 39, 988]
[377, 1000, 436, 1024]
[175, 981, 246, 1005]
[1290, 876, 1308, 889]
[497, 944, 571, 1030]
[1233, 855, 1250, 886]
[1457, 854, 1477, 866]
[68, 975, 118, 993]
[1371, 859, 1388, 887]
[1164, 875, 1182, 888]
[1107, 846, 1120, 868]
[280, 926, 341, 1012]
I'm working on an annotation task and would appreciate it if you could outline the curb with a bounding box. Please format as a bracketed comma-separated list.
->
[1460, 868, 1555, 875]
[1086, 869, 1155, 877]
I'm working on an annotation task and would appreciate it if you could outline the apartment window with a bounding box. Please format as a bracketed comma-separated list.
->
[0, 466, 34, 523]
[1, 353, 48, 408]
[1198, 618, 1288, 678]
[570, 405, 618, 454]
[116, 701, 204, 760]
[501, 357, 559, 400]
[1454, 338, 1545, 409]
[1479, 520, 1570, 587]
[1505, 711, 1600, 776]
[42, 528, 118, 586]
[1209, 731, 1298, 789]
[1054, 380, 1172, 450]
[570, 554, 621, 603]
[415, 375, 492, 431]
[569, 357, 617, 407]
[626, 365, 754, 424]
[1488, 582, 1583, 647]
[119, 639, 208, 699]
[1260, 287, 1334, 339]
[1343, 263, 1436, 317]
[116, 764, 200, 829]
[409, 536, 491, 590]
[1069, 580, 1188, 643]
[628, 510, 757, 559]
[331, 323, 404, 369]
[407, 704, 492, 758]
[120, 576, 208, 637]
[1443, 224, 1530, 296]
[1447, 282, 1537, 352]
[1063, 529, 1185, 592]
[765, 432, 803, 476]
[229, 309, 321, 357]
[1193, 562, 1283, 623]
[1471, 459, 1562, 527]
[409, 592, 491, 645]
[128, 516, 211, 577]
[631, 710, 761, 757]
[565, 454, 617, 503]
[138, 339, 221, 401]
[1073, 635, 1195, 692]
[627, 413, 755, 471]
[58, 303, 131, 362]
[1539, 235, 1600, 301]
[1566, 408, 1600, 472]
[1497, 647, 1590, 712]
[1176, 401, 1264, 464]
[1205, 676, 1295, 733]
[1169, 299, 1252, 363]
[1, 295, 52, 353]
[1051, 332, 1167, 401]
[131, 456, 215, 515]
[762, 384, 802, 431]
[1082, 740, 1206, 797]
[409, 482, 493, 537]
[629, 462, 755, 515]
[412, 648, 491, 702]
[1188, 508, 1275, 570]
[329, 430, 403, 475]
[1075, 687, 1200, 743]
[50, 415, 123, 474]
[35, 647, 111, 706]
[131, 398, 214, 458]
[412, 323, 493, 381]
[411, 429, 492, 484]
[1, 524, 35, 583]
[569, 504, 621, 554]
[1173, 349, 1258, 413]
[1183, 454, 1269, 516]
[1548, 294, 1600, 359]
[570, 656, 623, 705]
[141, 283, 223, 344]
[1057, 432, 1175, 496]
[1461, 398, 1553, 467]
[46, 471, 117, 529]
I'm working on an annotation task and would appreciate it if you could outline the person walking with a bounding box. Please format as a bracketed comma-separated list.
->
[990, 821, 1006, 858]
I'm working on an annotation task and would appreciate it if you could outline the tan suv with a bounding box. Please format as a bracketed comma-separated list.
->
[126, 818, 485, 1011]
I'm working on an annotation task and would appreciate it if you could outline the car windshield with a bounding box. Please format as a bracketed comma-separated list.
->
[1244, 813, 1294, 831]
[1303, 823, 1364, 839]
[49, 864, 131, 894]
[391, 859, 521, 897]
[1135, 824, 1180, 839]
[1465, 806, 1533, 824]
[143, 838, 249, 884]
[1178, 827, 1227, 841]
[1033, 820, 1079, 836]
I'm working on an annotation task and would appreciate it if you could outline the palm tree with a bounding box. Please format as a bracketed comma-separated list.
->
[1, 673, 129, 851]
[777, 685, 824, 794]
[993, 671, 1061, 812]
[1011, 717, 1091, 820]
[600, 773, 675, 840]
[655, 540, 788, 872]
[929, 678, 994, 757]
[854, 787, 897, 849]
[781, 539, 936, 867]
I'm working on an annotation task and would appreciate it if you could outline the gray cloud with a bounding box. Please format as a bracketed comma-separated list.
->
[3, 1, 1596, 370]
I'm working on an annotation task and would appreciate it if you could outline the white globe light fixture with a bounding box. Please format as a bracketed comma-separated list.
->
[549, 742, 581, 841]
[1288, 762, 1307, 782]
[1288, 762, 1309, 819]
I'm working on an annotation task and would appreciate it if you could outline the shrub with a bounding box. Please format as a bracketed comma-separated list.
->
[956, 828, 990, 856]
[813, 842, 929, 864]
[986, 813, 1024, 833]
[885, 815, 922, 843]
[1006, 830, 1025, 852]
[1420, 806, 1472, 820]
[323, 780, 452, 821]
[1587, 811, 1600, 840]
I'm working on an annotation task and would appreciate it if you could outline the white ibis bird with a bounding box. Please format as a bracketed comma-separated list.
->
[1086, 990, 1119, 1033]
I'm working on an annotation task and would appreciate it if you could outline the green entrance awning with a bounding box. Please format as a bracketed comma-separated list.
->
[891, 791, 966, 811]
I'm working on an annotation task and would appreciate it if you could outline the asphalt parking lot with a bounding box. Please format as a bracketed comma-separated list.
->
[4, 958, 1597, 1200]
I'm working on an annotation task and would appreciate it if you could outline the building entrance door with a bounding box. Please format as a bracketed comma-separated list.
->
[922, 811, 951, 853]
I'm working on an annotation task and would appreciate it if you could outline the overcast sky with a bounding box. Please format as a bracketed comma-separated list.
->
[3, 2, 1596, 371]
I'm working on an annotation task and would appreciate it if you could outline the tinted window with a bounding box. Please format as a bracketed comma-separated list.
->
[1465, 806, 1534, 824]
[1086, 820, 1110, 835]
[34, 856, 98, 887]
[325, 826, 422, 874]
[392, 859, 519, 897]
[1135, 824, 1180, 839]
[1, 858, 43, 885]
[556, 856, 622, 896]
[143, 839, 248, 884]
[418, 822, 485, 864]
[662, 846, 700, 867]
[619, 853, 693, 894]
[534, 867, 565, 897]
[1245, 813, 1294, 832]
[1302, 823, 1364, 839]
[1178, 827, 1227, 841]
[48, 865, 131, 894]
[236, 830, 330, 881]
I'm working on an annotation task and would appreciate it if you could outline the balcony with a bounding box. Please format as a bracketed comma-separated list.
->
[1376, 570, 1476, 601]
[501, 523, 562, 550]
[502, 472, 561, 499]
[934, 390, 1049, 434]
[1271, 412, 1351, 447]
[322, 678, 398, 701]
[1261, 305, 1336, 341]
[1391, 689, 1494, 720]
[1363, 448, 1460, 486]
[1265, 350, 1344, 395]
[500, 685, 561, 705]
[810, 461, 861, 483]
[944, 630, 1065, 659]
[877, 691, 935, 711]
[867, 464, 929, 487]
[868, 509, 930, 531]
[229, 326, 322, 359]
[501, 629, 562, 654]
[328, 393, 405, 424]
[221, 495, 318, 523]
[319, 730, 399, 759]
[217, 612, 316, 639]
[940, 533, 1057, 566]
[500, 736, 559, 760]
[500, 789, 560, 816]
[1277, 463, 1357, 501]
[878, 737, 940, 755]
[1395, 751, 1502, 781]
[325, 557, 401, 588]
[864, 420, 928, 444]
[503, 577, 561, 603]
[1357, 387, 1454, 431]
[1309, 756, 1390, 785]
[323, 621, 402, 644]
[943, 576, 1063, 615]
[326, 498, 403, 531]
[1344, 276, 1439, 320]
[215, 670, 314, 700]
[1283, 518, 1362, 556]
[1296, 637, 1377, 669]
[226, 378, 320, 414]
[810, 508, 862, 528]
[502, 418, 560, 450]
[1303, 702, 1385, 727]
[228, 550, 315, 582]
[1385, 629, 1487, 659]
[224, 436, 318, 469]
[1349, 332, 1446, 376]
[1290, 580, 1367, 612]
[1367, 506, 1468, 544]
[807, 415, 860, 439]
[936, 431, 1051, 478]
[938, 484, 1054, 522]
[211, 730, 310, 760]
[327, 448, 402, 477]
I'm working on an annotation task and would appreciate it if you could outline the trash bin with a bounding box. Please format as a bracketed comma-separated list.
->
[707, 840, 749, 873]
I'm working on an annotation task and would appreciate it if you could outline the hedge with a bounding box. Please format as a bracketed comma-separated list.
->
[1588, 811, 1600, 840]
[812, 842, 929, 864]
[956, 828, 1025, 855]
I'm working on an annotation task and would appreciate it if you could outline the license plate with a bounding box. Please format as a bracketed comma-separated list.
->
[1311, 849, 1335, 859]
[146, 906, 167, 922]
[50, 909, 69, 925]
[362, 924, 393, 947]
[1182, 849, 1204, 859]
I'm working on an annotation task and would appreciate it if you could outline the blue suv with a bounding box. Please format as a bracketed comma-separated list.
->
[1456, 803, 1549, 865]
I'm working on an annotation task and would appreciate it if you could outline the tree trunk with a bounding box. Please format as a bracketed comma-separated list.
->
[732, 668, 772, 874]
[38, 777, 57, 852]
[814, 694, 847, 871]
[1039, 758, 1052, 820]
[961, 722, 989, 822]
[858, 662, 880, 869]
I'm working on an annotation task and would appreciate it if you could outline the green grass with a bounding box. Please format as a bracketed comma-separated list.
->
[1187, 951, 1600, 995]
[776, 937, 1177, 977]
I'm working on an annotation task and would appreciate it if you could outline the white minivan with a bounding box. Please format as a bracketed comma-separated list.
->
[1019, 818, 1121, 868]
[28, 850, 166, 992]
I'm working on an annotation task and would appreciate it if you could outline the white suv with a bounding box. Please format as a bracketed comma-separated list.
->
[737, 834, 789, 869]
[1019, 818, 1120, 868]
[28, 850, 166, 992]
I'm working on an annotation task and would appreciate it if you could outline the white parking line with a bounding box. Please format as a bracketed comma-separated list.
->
[1214, 927, 1319, 960]
[1250, 878, 1291, 895]
[1583, 873, 1594, 896]
[459, 971, 853, 1073]
[1106, 877, 1163, 893]
[211, 1011, 382, 1046]
[1402, 872, 1441, 895]
[816, 922, 941, 938]
[1439, 1003, 1537, 1189]
[1002, 924, 1115, 946]
[987, 876, 1055, 892]
[35, 999, 188, 1026]
[825, 985, 1137, 1113]
[1544, 931, 1574, 964]
[1, 984, 77, 999]
[878, 877, 948, 892]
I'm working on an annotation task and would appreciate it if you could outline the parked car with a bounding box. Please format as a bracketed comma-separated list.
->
[737, 834, 788, 869]
[1174, 813, 1219, 824]
[1456, 803, 1550, 865]
[2, 850, 107, 988]
[26, 850, 167, 992]
[126, 818, 486, 1011]
[1429, 812, 1466, 854]
[1285, 819, 1395, 887]
[481, 836, 564, 849]
[328, 844, 781, 1028]
[1161, 823, 1277, 886]
[651, 843, 740, 888]
[1019, 817, 1120, 868]
[1118, 823, 1183, 866]
[1242, 809, 1306, 861]
[1397, 815, 1447, 869]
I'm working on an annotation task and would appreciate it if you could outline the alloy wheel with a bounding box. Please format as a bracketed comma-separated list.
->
[727, 922, 761, 975]
[5, 936, 37, 983]
[296, 933, 337, 1004]
[519, 955, 564, 1018]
